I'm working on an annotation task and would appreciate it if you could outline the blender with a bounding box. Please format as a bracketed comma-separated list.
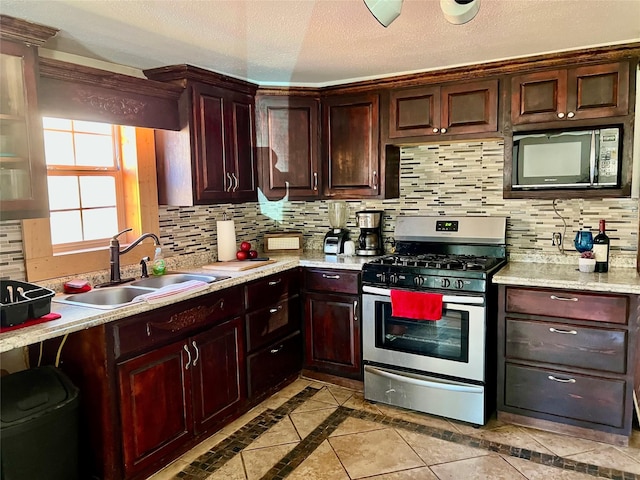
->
[324, 202, 349, 254]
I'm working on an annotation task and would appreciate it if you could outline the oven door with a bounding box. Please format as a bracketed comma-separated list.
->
[362, 286, 486, 382]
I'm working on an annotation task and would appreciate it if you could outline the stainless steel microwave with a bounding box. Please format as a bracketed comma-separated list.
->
[512, 127, 621, 189]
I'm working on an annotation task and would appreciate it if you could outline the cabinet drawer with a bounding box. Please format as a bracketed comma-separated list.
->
[113, 286, 244, 359]
[247, 331, 302, 398]
[246, 295, 301, 352]
[304, 268, 360, 295]
[245, 269, 299, 311]
[505, 287, 628, 324]
[506, 319, 627, 374]
[504, 363, 626, 428]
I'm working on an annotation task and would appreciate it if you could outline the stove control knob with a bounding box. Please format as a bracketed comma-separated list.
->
[441, 278, 451, 288]
[389, 273, 399, 284]
[413, 275, 425, 287]
[454, 279, 465, 289]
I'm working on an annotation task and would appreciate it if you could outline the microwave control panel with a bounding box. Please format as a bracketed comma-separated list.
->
[597, 128, 620, 184]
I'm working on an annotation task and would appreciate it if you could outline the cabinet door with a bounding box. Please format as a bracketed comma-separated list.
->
[226, 91, 257, 202]
[511, 69, 568, 125]
[388, 86, 440, 138]
[192, 83, 229, 202]
[256, 95, 320, 200]
[118, 341, 192, 477]
[192, 84, 257, 203]
[323, 93, 380, 198]
[0, 39, 49, 219]
[191, 316, 246, 434]
[568, 62, 629, 120]
[304, 291, 361, 378]
[441, 79, 498, 135]
[511, 62, 630, 125]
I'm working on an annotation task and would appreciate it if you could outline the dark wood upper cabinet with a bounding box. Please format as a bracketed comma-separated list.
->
[145, 65, 258, 205]
[322, 93, 382, 198]
[0, 16, 57, 220]
[256, 94, 321, 200]
[510, 61, 630, 126]
[388, 79, 498, 139]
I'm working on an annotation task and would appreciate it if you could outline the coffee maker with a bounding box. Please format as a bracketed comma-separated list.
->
[356, 210, 383, 256]
[324, 202, 349, 254]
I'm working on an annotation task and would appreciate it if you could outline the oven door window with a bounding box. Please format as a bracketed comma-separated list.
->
[375, 301, 469, 362]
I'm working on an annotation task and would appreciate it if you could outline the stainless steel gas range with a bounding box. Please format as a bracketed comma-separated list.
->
[361, 215, 507, 426]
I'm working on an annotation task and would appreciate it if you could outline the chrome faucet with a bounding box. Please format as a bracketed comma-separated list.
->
[98, 228, 160, 287]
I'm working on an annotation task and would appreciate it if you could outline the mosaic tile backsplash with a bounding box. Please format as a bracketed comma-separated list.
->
[1, 140, 638, 281]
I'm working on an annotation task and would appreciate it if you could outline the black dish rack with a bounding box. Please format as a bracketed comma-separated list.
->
[1, 280, 55, 327]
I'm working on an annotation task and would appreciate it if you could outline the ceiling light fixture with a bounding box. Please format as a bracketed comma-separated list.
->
[440, 0, 481, 25]
[363, 0, 404, 28]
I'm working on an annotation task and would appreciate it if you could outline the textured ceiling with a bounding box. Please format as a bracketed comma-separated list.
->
[1, 0, 639, 86]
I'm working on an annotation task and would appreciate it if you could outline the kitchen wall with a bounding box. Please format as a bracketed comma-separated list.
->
[156, 139, 638, 267]
[2, 138, 638, 282]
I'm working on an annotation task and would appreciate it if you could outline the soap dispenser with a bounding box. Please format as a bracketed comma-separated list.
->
[151, 246, 166, 275]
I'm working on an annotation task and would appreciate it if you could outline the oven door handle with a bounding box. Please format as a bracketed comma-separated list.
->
[362, 285, 485, 305]
[365, 366, 484, 394]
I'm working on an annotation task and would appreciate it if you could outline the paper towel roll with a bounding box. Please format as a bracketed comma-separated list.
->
[216, 220, 237, 261]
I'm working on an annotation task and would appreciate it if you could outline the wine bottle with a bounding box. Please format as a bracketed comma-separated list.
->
[593, 219, 610, 273]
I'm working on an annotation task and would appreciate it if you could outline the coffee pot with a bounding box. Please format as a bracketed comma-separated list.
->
[356, 210, 383, 256]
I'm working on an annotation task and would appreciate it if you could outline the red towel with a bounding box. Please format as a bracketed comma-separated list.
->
[390, 290, 443, 321]
[0, 313, 62, 333]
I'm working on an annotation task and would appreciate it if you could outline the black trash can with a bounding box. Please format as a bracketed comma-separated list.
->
[1, 365, 79, 480]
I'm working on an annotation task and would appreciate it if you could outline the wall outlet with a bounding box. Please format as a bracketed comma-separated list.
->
[552, 232, 562, 246]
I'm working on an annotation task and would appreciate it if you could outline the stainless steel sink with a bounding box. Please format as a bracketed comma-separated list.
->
[53, 286, 154, 310]
[130, 273, 227, 289]
[53, 273, 229, 310]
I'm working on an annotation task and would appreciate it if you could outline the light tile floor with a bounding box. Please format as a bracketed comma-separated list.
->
[148, 377, 640, 480]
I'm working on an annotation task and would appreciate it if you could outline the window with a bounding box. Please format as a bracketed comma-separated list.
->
[42, 117, 125, 252]
[22, 125, 159, 282]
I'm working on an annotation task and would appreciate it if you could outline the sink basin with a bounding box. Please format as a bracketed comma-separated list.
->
[53, 286, 154, 310]
[53, 273, 229, 310]
[130, 273, 228, 289]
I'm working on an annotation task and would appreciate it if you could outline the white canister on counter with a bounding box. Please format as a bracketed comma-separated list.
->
[343, 240, 356, 256]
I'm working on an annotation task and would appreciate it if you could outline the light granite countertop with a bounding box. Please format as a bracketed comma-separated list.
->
[0, 253, 373, 353]
[493, 261, 640, 295]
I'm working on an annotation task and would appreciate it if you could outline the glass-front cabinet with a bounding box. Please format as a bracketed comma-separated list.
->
[0, 16, 57, 220]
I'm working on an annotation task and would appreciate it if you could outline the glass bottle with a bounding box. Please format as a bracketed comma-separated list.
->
[593, 220, 610, 273]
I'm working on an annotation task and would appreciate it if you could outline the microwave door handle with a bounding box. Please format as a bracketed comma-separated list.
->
[589, 131, 597, 185]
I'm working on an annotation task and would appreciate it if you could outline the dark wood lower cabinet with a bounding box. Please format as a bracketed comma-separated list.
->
[116, 314, 246, 479]
[191, 319, 245, 435]
[497, 285, 638, 446]
[118, 341, 192, 476]
[247, 331, 302, 398]
[303, 268, 362, 380]
[34, 271, 304, 479]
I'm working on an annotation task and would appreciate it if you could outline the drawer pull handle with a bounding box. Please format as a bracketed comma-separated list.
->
[269, 306, 282, 314]
[550, 295, 578, 302]
[549, 327, 577, 335]
[184, 344, 192, 370]
[268, 279, 282, 286]
[192, 341, 199, 367]
[270, 345, 284, 354]
[548, 375, 576, 384]
[322, 274, 341, 279]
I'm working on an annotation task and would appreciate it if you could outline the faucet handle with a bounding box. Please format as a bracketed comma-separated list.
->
[112, 228, 133, 240]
